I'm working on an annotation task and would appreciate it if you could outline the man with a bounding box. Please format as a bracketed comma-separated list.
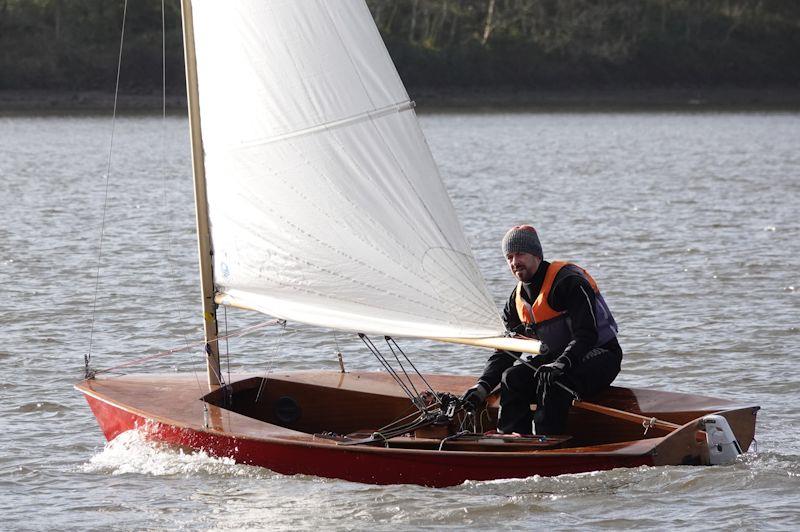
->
[462, 225, 623, 435]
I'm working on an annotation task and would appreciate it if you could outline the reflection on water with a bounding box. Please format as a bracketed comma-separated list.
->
[1, 111, 799, 529]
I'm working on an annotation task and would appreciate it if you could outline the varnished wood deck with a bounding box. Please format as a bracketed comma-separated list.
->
[75, 371, 759, 485]
[76, 371, 757, 450]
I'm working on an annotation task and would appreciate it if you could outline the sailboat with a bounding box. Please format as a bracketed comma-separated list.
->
[76, 0, 759, 487]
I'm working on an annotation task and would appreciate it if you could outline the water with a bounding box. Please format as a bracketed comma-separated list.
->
[1, 110, 799, 530]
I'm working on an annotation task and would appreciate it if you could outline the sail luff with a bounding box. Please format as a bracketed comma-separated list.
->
[180, 0, 220, 386]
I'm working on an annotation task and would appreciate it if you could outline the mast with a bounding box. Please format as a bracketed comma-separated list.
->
[180, 0, 221, 386]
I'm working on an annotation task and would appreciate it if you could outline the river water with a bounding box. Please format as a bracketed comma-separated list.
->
[1, 109, 798, 530]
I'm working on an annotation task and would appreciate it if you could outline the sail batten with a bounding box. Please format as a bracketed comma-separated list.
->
[205, 100, 416, 154]
[192, 0, 505, 341]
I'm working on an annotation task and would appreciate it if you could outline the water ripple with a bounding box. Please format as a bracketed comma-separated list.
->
[2, 111, 799, 530]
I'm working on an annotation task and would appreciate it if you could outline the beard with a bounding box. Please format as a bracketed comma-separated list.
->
[513, 267, 534, 283]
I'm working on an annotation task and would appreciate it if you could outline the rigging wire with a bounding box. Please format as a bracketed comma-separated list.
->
[384, 336, 439, 403]
[383, 337, 422, 398]
[255, 320, 288, 403]
[92, 318, 280, 376]
[205, 342, 226, 387]
[332, 330, 341, 354]
[156, 0, 196, 375]
[85, 0, 129, 377]
[157, 1, 209, 403]
[359, 334, 419, 406]
[223, 305, 232, 386]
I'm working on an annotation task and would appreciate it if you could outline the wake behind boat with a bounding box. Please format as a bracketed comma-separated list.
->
[76, 0, 758, 486]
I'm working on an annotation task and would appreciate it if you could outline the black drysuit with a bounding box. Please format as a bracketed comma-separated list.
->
[476, 260, 623, 434]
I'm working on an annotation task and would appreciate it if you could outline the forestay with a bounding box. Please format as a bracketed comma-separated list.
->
[189, 0, 505, 341]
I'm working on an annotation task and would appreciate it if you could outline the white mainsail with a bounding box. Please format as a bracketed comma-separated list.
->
[189, 0, 535, 349]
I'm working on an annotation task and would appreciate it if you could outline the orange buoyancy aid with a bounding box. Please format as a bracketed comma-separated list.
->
[515, 261, 617, 355]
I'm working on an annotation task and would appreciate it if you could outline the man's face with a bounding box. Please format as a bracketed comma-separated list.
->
[506, 252, 541, 283]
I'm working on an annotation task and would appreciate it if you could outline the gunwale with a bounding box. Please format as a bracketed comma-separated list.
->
[76, 371, 757, 457]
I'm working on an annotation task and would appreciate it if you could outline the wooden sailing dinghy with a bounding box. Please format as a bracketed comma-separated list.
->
[77, 372, 759, 487]
[76, 0, 759, 487]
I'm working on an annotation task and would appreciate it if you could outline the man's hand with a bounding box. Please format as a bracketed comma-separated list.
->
[522, 353, 549, 369]
[461, 381, 490, 410]
[535, 355, 570, 405]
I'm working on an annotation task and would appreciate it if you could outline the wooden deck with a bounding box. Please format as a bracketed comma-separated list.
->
[75, 371, 759, 486]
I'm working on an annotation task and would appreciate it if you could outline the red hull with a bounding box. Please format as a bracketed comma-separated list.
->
[77, 372, 758, 487]
[83, 393, 652, 486]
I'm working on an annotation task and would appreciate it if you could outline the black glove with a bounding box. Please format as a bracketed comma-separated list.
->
[462, 381, 490, 410]
[535, 355, 570, 406]
[522, 353, 549, 369]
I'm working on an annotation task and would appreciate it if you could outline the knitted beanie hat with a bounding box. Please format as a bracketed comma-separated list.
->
[501, 225, 542, 258]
